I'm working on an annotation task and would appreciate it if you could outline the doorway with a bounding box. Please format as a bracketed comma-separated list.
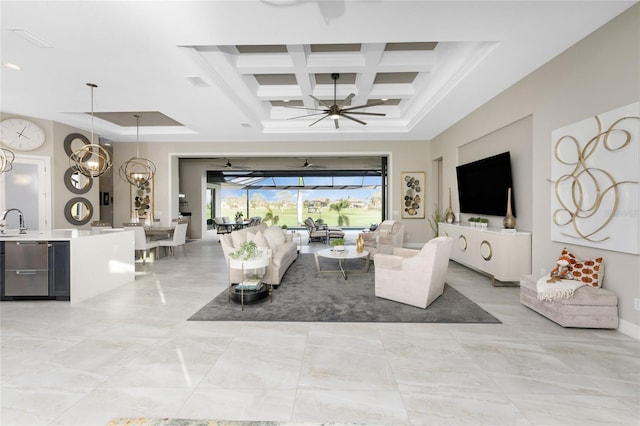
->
[0, 155, 51, 231]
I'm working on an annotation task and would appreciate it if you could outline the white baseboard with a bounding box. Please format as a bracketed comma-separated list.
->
[617, 319, 640, 341]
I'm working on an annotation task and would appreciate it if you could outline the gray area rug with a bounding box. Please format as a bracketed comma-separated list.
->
[189, 254, 500, 323]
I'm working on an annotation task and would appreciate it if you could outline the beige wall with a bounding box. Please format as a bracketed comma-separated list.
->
[111, 140, 431, 242]
[0, 113, 100, 229]
[430, 5, 640, 330]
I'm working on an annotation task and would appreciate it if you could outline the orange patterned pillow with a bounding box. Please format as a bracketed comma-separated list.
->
[555, 248, 603, 287]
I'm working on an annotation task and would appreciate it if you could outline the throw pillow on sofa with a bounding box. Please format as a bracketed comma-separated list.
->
[552, 248, 604, 287]
[247, 230, 269, 249]
[263, 226, 286, 249]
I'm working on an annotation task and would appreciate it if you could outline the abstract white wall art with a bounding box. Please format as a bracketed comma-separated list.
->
[550, 101, 639, 254]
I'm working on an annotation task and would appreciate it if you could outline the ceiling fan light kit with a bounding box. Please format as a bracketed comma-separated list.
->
[287, 73, 386, 128]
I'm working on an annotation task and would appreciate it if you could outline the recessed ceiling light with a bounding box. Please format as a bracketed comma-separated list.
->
[283, 99, 290, 103]
[3, 63, 22, 70]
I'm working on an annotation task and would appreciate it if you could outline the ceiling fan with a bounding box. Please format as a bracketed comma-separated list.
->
[286, 73, 386, 129]
[302, 158, 326, 169]
[209, 159, 250, 170]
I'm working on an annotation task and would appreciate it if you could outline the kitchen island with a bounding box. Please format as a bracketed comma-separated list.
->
[0, 229, 135, 304]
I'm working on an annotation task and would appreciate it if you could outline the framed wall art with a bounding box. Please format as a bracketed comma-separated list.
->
[130, 177, 154, 221]
[401, 171, 425, 219]
[550, 101, 639, 254]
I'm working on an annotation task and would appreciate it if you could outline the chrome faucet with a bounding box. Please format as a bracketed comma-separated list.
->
[1, 208, 27, 234]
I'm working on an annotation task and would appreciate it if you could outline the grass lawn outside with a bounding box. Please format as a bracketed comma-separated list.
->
[220, 206, 383, 228]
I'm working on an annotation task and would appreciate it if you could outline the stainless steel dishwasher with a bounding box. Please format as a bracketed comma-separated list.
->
[4, 241, 49, 296]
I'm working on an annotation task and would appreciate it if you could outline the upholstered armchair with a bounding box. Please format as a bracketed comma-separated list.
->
[360, 220, 405, 256]
[374, 236, 453, 309]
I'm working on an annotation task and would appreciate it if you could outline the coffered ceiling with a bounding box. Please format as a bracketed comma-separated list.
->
[1, 1, 635, 143]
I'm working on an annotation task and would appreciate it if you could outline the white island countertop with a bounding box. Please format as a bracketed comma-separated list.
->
[1, 228, 135, 303]
[0, 228, 130, 241]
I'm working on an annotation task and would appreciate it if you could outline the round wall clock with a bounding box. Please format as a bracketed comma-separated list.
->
[0, 118, 46, 151]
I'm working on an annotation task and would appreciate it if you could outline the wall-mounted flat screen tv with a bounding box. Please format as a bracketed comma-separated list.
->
[456, 151, 516, 217]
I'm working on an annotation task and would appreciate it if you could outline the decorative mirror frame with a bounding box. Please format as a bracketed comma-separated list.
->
[64, 197, 93, 226]
[64, 167, 93, 194]
[63, 133, 90, 158]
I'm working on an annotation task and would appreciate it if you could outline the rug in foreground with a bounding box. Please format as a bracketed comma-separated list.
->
[189, 254, 500, 323]
[108, 419, 364, 426]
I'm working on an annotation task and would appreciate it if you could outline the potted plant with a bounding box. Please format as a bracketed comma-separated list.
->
[468, 217, 478, 228]
[229, 241, 258, 260]
[428, 204, 444, 237]
[234, 211, 244, 223]
[478, 217, 489, 230]
[331, 238, 346, 252]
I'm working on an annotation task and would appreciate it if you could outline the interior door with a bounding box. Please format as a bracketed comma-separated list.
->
[0, 155, 51, 231]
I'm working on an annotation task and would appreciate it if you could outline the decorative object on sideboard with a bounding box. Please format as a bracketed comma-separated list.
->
[503, 187, 516, 229]
[0, 147, 15, 174]
[69, 83, 112, 178]
[428, 204, 444, 237]
[445, 187, 456, 224]
[119, 114, 156, 188]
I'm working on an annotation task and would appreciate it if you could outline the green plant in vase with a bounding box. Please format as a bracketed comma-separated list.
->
[331, 238, 345, 246]
[229, 241, 258, 260]
[428, 204, 444, 237]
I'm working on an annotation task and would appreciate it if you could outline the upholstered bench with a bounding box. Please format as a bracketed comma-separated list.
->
[520, 274, 618, 329]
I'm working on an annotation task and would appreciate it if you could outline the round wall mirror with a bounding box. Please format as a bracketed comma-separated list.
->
[63, 133, 90, 158]
[64, 167, 93, 194]
[64, 197, 93, 226]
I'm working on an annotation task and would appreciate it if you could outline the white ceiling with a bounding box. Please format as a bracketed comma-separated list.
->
[1, 1, 635, 144]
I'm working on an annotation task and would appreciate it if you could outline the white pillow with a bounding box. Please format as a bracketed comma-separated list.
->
[231, 229, 246, 248]
[247, 230, 269, 248]
[263, 226, 286, 249]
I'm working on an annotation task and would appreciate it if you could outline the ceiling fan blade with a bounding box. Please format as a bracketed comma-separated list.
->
[283, 105, 326, 112]
[342, 100, 386, 112]
[310, 95, 334, 109]
[309, 113, 331, 127]
[338, 93, 355, 108]
[287, 111, 330, 120]
[340, 114, 367, 126]
[334, 118, 339, 129]
[342, 111, 386, 117]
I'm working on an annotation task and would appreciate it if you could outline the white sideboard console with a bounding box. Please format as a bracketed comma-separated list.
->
[439, 223, 531, 284]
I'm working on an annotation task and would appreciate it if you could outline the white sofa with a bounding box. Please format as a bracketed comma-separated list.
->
[219, 223, 297, 285]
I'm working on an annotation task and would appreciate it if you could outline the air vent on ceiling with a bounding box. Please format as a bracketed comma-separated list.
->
[8, 28, 53, 48]
[185, 76, 209, 87]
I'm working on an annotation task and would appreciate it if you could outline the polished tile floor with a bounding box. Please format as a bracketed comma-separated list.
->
[1, 232, 638, 425]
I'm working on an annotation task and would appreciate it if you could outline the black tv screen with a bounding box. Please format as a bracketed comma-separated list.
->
[456, 151, 516, 217]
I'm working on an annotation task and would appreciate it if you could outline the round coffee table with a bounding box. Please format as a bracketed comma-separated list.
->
[314, 246, 370, 280]
[228, 253, 271, 309]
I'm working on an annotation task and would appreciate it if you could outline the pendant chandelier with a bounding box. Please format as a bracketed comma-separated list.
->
[118, 114, 156, 188]
[69, 83, 112, 178]
[0, 147, 15, 174]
